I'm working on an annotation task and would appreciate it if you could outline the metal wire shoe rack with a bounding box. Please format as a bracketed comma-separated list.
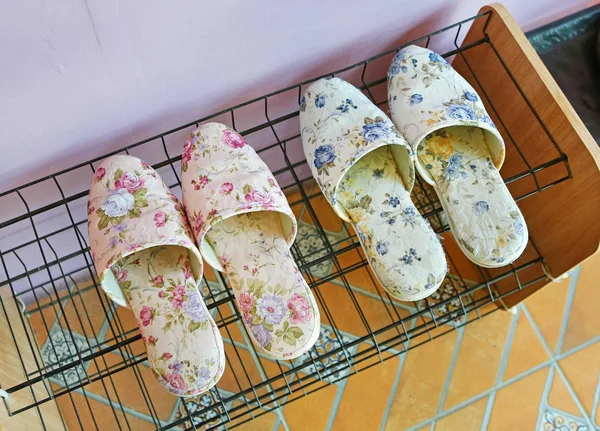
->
[0, 9, 577, 431]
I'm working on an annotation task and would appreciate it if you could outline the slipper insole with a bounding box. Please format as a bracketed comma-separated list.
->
[205, 212, 319, 360]
[337, 146, 447, 300]
[114, 247, 222, 395]
[418, 127, 527, 266]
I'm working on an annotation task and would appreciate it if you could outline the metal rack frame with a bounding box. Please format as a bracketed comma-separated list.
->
[0, 10, 570, 430]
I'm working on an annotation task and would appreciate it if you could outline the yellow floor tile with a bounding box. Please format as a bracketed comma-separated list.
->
[547, 366, 583, 418]
[54, 385, 153, 430]
[502, 309, 549, 381]
[86, 354, 179, 422]
[331, 356, 400, 431]
[283, 384, 338, 431]
[562, 256, 600, 352]
[434, 396, 488, 430]
[234, 410, 279, 430]
[559, 341, 600, 423]
[523, 275, 570, 353]
[486, 366, 550, 431]
[443, 311, 514, 410]
[317, 282, 409, 338]
[27, 295, 63, 348]
[384, 331, 459, 430]
[218, 343, 287, 400]
[302, 194, 344, 233]
[59, 286, 109, 342]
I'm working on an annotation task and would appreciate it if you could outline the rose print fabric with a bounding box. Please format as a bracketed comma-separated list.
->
[337, 147, 447, 300]
[88, 155, 224, 396]
[181, 123, 296, 271]
[419, 127, 528, 266]
[387, 45, 527, 267]
[300, 77, 446, 300]
[114, 248, 224, 396]
[182, 123, 320, 359]
[205, 213, 320, 359]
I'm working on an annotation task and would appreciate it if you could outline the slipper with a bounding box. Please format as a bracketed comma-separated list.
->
[88, 155, 225, 396]
[299, 77, 447, 301]
[387, 45, 528, 267]
[181, 123, 320, 360]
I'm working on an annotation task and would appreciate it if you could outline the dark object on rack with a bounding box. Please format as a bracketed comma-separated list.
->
[0, 5, 590, 430]
[527, 4, 600, 145]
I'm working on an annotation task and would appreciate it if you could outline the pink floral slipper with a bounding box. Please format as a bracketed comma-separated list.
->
[182, 123, 320, 360]
[88, 155, 225, 396]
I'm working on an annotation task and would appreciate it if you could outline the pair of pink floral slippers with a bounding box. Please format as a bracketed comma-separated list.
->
[88, 123, 320, 397]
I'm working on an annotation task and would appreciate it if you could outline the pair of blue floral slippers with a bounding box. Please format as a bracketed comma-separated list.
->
[300, 45, 528, 302]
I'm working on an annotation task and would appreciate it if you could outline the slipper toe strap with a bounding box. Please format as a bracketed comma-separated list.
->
[182, 122, 297, 271]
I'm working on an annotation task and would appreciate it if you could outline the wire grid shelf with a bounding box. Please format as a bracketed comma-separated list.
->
[0, 10, 571, 431]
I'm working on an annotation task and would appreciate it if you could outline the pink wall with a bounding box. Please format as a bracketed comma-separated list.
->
[0, 0, 588, 193]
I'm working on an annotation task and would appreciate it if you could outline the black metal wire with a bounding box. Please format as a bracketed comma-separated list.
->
[0, 10, 570, 430]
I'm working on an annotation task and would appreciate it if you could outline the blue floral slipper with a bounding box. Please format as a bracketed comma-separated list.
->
[388, 45, 528, 267]
[181, 123, 320, 360]
[300, 77, 447, 301]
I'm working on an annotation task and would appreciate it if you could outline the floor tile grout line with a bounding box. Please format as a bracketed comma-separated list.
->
[404, 361, 552, 431]
[378, 353, 407, 431]
[521, 304, 595, 429]
[271, 417, 281, 431]
[592, 372, 600, 427]
[556, 266, 581, 355]
[378, 318, 418, 431]
[324, 377, 351, 431]
[69, 385, 157, 424]
[273, 407, 290, 431]
[405, 334, 600, 431]
[434, 327, 465, 418]
[534, 356, 557, 431]
[480, 308, 519, 430]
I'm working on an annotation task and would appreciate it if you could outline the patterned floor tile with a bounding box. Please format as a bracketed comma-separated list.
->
[293, 325, 359, 385]
[293, 219, 345, 279]
[537, 408, 589, 431]
[40, 323, 94, 387]
[416, 274, 477, 327]
[174, 388, 232, 430]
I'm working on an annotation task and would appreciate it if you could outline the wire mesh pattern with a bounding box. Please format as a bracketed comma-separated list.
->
[0, 10, 571, 430]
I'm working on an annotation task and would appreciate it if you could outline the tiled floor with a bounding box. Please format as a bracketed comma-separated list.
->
[10, 180, 600, 430]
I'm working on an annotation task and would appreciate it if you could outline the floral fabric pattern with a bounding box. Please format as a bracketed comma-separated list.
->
[205, 212, 320, 359]
[387, 45, 527, 267]
[88, 155, 203, 306]
[181, 123, 296, 270]
[337, 146, 446, 300]
[88, 155, 224, 396]
[114, 248, 224, 396]
[299, 77, 414, 222]
[387, 45, 505, 176]
[419, 127, 527, 266]
[300, 77, 446, 301]
[182, 123, 319, 359]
